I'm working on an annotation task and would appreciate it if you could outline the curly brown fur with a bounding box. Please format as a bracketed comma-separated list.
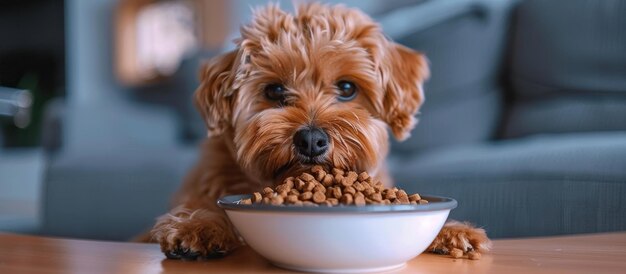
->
[428, 220, 492, 259]
[147, 3, 489, 260]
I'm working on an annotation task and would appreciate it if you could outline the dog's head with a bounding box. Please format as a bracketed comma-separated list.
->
[195, 3, 429, 182]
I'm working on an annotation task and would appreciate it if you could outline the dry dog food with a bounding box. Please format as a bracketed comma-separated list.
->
[240, 166, 428, 206]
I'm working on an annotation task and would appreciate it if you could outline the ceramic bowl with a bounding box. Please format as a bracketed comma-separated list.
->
[218, 194, 456, 273]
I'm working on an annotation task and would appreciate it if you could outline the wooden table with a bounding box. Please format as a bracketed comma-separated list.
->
[1, 232, 625, 274]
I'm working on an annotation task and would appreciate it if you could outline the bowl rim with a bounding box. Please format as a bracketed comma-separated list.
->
[217, 194, 457, 213]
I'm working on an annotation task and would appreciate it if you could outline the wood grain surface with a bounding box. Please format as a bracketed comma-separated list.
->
[1, 232, 625, 273]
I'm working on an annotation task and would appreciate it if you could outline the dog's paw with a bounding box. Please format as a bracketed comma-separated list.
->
[151, 207, 241, 260]
[427, 220, 491, 259]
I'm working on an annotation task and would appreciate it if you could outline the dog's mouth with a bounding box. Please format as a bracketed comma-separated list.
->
[295, 153, 327, 166]
[274, 162, 293, 176]
[272, 154, 329, 181]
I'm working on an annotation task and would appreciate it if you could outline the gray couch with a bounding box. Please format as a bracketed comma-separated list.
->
[390, 0, 626, 238]
[38, 0, 626, 241]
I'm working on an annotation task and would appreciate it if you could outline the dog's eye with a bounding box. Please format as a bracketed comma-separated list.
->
[336, 81, 357, 101]
[264, 84, 286, 101]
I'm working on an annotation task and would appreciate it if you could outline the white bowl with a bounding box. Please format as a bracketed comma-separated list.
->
[218, 194, 456, 273]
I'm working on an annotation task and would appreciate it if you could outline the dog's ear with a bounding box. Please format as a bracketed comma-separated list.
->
[379, 43, 429, 141]
[194, 50, 240, 137]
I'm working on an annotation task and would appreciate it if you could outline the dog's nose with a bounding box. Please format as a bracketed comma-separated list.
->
[293, 127, 329, 157]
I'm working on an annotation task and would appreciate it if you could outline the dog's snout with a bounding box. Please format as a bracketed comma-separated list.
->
[293, 127, 329, 157]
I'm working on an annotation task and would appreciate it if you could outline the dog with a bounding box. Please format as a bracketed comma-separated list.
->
[149, 3, 490, 260]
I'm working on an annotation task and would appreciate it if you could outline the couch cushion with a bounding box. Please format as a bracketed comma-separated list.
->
[505, 0, 626, 137]
[389, 0, 514, 152]
[41, 145, 197, 241]
[389, 132, 626, 238]
[503, 95, 626, 138]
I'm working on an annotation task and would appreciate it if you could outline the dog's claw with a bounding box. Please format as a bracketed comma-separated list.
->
[430, 248, 447, 255]
[165, 248, 200, 260]
[166, 247, 228, 260]
[165, 249, 183, 260]
[200, 248, 228, 259]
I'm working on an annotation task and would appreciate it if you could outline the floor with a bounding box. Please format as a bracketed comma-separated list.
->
[0, 148, 44, 233]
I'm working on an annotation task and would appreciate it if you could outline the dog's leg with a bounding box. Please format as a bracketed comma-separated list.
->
[151, 139, 254, 260]
[427, 220, 491, 259]
[151, 204, 241, 260]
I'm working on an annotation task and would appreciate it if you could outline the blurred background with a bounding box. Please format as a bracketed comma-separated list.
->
[1, 0, 625, 241]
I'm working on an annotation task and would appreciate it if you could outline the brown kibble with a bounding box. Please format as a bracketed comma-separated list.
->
[252, 192, 263, 203]
[409, 193, 421, 202]
[364, 187, 376, 196]
[315, 170, 327, 181]
[304, 181, 316, 192]
[340, 194, 353, 205]
[332, 168, 344, 176]
[340, 177, 355, 187]
[450, 248, 464, 259]
[271, 195, 284, 205]
[357, 172, 369, 182]
[334, 174, 344, 184]
[354, 195, 366, 206]
[369, 192, 383, 202]
[353, 182, 365, 191]
[295, 178, 306, 191]
[312, 191, 326, 203]
[299, 191, 313, 200]
[468, 251, 481, 260]
[322, 174, 334, 187]
[275, 183, 291, 193]
[331, 187, 342, 199]
[326, 186, 334, 194]
[384, 190, 397, 200]
[244, 168, 428, 207]
[313, 184, 326, 193]
[346, 171, 358, 181]
[302, 201, 318, 207]
[286, 195, 299, 204]
[300, 173, 315, 182]
[344, 185, 356, 195]
[284, 177, 295, 187]
[320, 200, 333, 206]
[397, 190, 409, 203]
[397, 189, 408, 199]
[311, 165, 324, 174]
[373, 182, 385, 191]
